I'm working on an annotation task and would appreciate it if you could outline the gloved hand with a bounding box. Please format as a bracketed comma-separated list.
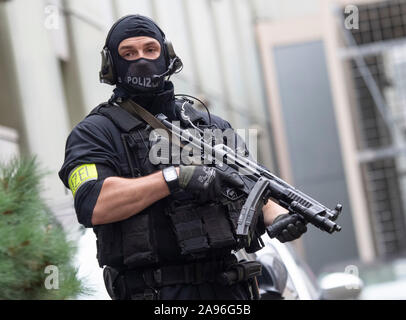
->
[268, 213, 307, 243]
[178, 165, 243, 203]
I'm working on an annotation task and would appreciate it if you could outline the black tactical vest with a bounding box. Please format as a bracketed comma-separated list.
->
[90, 99, 248, 269]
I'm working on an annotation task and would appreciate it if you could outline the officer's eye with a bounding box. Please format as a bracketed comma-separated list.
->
[123, 51, 138, 60]
[146, 47, 156, 53]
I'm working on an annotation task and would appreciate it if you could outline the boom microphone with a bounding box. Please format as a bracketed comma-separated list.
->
[152, 57, 180, 82]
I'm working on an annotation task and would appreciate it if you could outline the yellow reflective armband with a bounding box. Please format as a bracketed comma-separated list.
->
[68, 164, 98, 197]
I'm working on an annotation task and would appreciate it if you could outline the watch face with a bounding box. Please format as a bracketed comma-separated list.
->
[165, 168, 178, 181]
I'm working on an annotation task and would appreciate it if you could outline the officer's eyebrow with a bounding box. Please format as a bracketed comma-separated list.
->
[119, 45, 135, 52]
[143, 40, 159, 46]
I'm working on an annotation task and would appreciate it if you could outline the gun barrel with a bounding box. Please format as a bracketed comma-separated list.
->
[289, 201, 342, 234]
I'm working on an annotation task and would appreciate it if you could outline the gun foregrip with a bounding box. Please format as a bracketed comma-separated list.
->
[266, 214, 300, 238]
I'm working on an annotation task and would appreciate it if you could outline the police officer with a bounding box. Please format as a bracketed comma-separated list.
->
[59, 14, 307, 300]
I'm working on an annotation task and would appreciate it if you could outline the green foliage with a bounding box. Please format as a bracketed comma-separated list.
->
[0, 157, 87, 299]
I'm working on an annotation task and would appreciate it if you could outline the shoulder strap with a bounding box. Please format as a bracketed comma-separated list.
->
[119, 99, 186, 149]
[89, 102, 145, 133]
[120, 99, 172, 134]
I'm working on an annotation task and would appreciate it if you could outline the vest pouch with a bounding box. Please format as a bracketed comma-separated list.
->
[167, 203, 210, 255]
[94, 223, 123, 268]
[121, 209, 159, 268]
[126, 132, 157, 176]
[199, 204, 237, 249]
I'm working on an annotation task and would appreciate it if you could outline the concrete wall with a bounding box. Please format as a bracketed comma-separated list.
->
[0, 0, 71, 203]
[0, 126, 19, 162]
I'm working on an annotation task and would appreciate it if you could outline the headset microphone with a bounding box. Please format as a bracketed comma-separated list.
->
[152, 57, 182, 82]
[152, 67, 172, 82]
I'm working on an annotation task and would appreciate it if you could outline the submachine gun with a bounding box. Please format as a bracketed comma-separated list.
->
[122, 99, 343, 252]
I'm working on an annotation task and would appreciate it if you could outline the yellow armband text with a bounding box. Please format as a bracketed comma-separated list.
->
[68, 164, 98, 197]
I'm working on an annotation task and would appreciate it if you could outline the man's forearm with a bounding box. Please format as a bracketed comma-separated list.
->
[262, 199, 289, 226]
[92, 168, 178, 225]
[92, 168, 286, 226]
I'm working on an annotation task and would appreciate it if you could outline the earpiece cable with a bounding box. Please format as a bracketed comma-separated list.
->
[174, 94, 212, 126]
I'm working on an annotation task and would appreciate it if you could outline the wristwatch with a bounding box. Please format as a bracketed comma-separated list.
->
[162, 166, 180, 194]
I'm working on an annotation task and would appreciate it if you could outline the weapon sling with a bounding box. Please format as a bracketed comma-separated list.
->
[119, 99, 185, 149]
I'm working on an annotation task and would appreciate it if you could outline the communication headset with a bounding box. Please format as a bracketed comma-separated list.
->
[99, 15, 183, 85]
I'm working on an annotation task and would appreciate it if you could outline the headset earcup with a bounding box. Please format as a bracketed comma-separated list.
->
[165, 40, 175, 59]
[99, 47, 116, 85]
[165, 40, 183, 74]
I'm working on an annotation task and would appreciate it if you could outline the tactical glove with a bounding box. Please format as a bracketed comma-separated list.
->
[268, 213, 307, 243]
[178, 165, 243, 203]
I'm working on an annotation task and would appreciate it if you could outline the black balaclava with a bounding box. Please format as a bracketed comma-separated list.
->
[106, 15, 169, 94]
